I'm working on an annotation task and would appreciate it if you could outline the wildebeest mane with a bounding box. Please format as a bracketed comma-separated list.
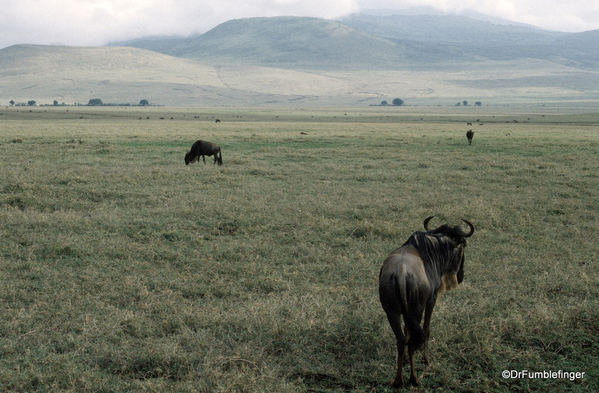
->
[402, 230, 464, 279]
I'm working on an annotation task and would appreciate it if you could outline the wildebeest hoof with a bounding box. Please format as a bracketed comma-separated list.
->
[391, 378, 404, 388]
[410, 374, 420, 386]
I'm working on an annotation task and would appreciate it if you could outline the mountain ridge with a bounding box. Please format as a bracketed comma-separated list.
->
[2, 13, 599, 106]
[111, 14, 598, 71]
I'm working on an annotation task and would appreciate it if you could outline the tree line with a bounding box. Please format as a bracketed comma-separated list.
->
[6, 99, 152, 107]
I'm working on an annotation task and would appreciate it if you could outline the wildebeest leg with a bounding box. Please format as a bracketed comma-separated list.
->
[385, 313, 405, 387]
[422, 297, 436, 365]
[403, 325, 410, 363]
[202, 155, 206, 164]
[408, 343, 420, 386]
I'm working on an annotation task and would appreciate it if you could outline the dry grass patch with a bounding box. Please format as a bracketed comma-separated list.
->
[1, 108, 598, 392]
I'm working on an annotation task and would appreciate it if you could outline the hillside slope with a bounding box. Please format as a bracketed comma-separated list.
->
[118, 17, 411, 70]
[0, 44, 400, 106]
[3, 14, 599, 107]
[119, 16, 551, 70]
[114, 14, 599, 70]
[0, 45, 225, 106]
[339, 13, 563, 45]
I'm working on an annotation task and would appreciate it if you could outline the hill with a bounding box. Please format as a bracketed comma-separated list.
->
[0, 45, 225, 106]
[0, 44, 406, 106]
[114, 14, 599, 71]
[115, 17, 408, 70]
[115, 15, 526, 71]
[339, 13, 563, 46]
[3, 14, 599, 106]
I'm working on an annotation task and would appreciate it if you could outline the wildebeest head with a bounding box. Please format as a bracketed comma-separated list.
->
[184, 151, 200, 165]
[423, 215, 474, 283]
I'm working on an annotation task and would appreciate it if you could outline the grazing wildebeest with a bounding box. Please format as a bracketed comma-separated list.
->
[185, 140, 223, 166]
[379, 216, 474, 387]
[466, 130, 474, 145]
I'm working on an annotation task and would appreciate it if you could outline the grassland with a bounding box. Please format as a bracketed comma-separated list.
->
[1, 106, 598, 392]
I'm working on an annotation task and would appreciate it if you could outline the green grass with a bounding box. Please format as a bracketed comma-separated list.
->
[1, 107, 598, 392]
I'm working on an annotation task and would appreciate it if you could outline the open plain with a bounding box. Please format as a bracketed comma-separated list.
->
[1, 106, 598, 392]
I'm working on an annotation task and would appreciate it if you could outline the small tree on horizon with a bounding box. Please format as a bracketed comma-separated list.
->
[392, 98, 404, 106]
[381, 100, 388, 106]
[88, 98, 103, 106]
[139, 99, 149, 106]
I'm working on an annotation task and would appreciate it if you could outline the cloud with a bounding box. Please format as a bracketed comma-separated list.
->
[355, 0, 599, 32]
[0, 0, 597, 49]
[0, 0, 360, 48]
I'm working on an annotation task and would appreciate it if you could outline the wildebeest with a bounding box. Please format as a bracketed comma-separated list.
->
[379, 216, 474, 387]
[185, 140, 223, 166]
[466, 129, 474, 145]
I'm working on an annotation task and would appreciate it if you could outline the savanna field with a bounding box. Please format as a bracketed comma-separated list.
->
[0, 106, 598, 392]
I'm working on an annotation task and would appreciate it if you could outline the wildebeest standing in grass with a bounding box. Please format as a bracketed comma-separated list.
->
[379, 216, 474, 387]
[466, 129, 474, 145]
[185, 140, 223, 166]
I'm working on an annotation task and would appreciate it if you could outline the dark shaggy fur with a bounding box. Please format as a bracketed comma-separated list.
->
[378, 217, 473, 387]
[185, 140, 222, 166]
[402, 228, 467, 292]
[466, 130, 474, 145]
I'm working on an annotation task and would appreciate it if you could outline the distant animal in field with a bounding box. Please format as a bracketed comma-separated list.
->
[379, 216, 474, 387]
[466, 130, 474, 145]
[215, 119, 221, 123]
[467, 122, 472, 126]
[185, 140, 223, 166]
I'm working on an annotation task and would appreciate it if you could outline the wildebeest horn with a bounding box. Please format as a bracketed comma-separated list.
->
[457, 219, 475, 237]
[423, 216, 434, 231]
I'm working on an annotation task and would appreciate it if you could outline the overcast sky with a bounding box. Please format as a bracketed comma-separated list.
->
[1, 0, 598, 49]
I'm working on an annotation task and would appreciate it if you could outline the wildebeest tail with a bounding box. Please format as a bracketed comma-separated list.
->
[397, 277, 426, 349]
[217, 149, 223, 166]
